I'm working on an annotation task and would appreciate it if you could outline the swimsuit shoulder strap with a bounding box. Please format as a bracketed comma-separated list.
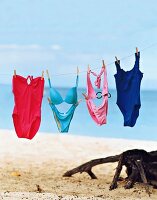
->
[90, 67, 104, 89]
[87, 70, 96, 98]
[115, 60, 121, 72]
[48, 78, 52, 88]
[102, 67, 108, 95]
[90, 71, 97, 77]
[134, 52, 140, 68]
[76, 75, 79, 87]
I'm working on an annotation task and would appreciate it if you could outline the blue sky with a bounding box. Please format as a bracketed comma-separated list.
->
[0, 0, 157, 89]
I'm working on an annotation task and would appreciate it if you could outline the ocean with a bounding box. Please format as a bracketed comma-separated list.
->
[0, 84, 157, 140]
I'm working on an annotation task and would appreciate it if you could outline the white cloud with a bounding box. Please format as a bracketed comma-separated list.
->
[0, 44, 62, 51]
[0, 44, 42, 50]
[50, 44, 62, 51]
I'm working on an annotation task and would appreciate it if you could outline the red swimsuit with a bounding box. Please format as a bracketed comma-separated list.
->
[12, 75, 44, 139]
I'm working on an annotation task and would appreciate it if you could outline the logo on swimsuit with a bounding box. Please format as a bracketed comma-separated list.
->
[96, 92, 102, 99]
[96, 92, 111, 99]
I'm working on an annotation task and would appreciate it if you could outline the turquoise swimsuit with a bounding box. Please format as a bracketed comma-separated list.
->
[48, 75, 79, 132]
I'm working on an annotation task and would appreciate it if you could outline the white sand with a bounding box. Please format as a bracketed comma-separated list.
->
[0, 129, 157, 199]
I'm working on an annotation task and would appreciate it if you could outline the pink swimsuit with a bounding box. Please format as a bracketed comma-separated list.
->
[85, 66, 108, 125]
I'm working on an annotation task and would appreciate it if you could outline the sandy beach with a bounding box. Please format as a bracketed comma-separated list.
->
[0, 129, 157, 200]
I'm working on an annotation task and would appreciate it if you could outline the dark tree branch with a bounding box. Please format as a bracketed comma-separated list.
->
[110, 154, 124, 190]
[63, 155, 120, 178]
[63, 149, 157, 194]
[135, 160, 150, 196]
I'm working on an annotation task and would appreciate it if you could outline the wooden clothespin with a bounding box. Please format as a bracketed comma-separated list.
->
[77, 66, 79, 75]
[115, 56, 120, 64]
[115, 56, 118, 62]
[78, 99, 82, 104]
[46, 70, 50, 79]
[82, 93, 88, 99]
[14, 70, 16, 77]
[76, 98, 82, 106]
[136, 47, 139, 55]
[87, 65, 90, 73]
[102, 60, 105, 68]
[41, 71, 44, 80]
[47, 97, 51, 104]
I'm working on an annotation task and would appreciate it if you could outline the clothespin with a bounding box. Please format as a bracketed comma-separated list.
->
[41, 71, 44, 80]
[14, 70, 16, 77]
[82, 93, 88, 99]
[47, 97, 51, 104]
[136, 47, 139, 55]
[87, 65, 90, 73]
[46, 70, 50, 79]
[115, 56, 119, 62]
[78, 99, 82, 104]
[115, 56, 118, 62]
[115, 56, 120, 64]
[102, 60, 105, 68]
[77, 66, 79, 75]
[76, 98, 82, 106]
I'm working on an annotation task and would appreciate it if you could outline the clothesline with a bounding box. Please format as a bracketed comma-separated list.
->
[55, 42, 157, 76]
[0, 42, 156, 77]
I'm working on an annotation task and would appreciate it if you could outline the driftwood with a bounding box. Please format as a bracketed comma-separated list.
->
[63, 149, 157, 194]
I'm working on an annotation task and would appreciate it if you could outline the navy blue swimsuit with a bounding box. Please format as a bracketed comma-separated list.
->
[114, 52, 143, 127]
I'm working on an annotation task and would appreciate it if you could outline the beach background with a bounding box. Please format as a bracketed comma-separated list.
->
[0, 0, 157, 199]
[1, 131, 157, 200]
